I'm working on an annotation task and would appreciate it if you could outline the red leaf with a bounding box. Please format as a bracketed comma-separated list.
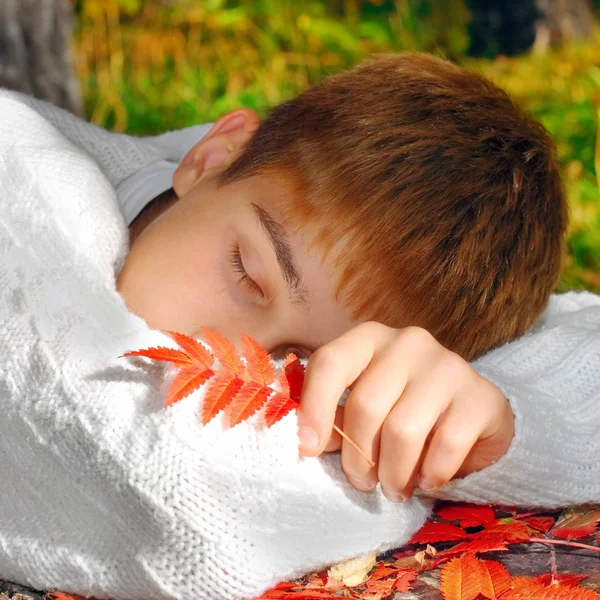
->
[393, 570, 418, 592]
[120, 345, 193, 366]
[200, 327, 244, 375]
[502, 578, 600, 599]
[164, 364, 214, 407]
[263, 391, 299, 427]
[480, 519, 530, 543]
[277, 353, 299, 395]
[435, 503, 496, 528]
[368, 563, 397, 582]
[163, 330, 214, 367]
[225, 381, 273, 427]
[240, 334, 277, 385]
[361, 578, 396, 600]
[440, 554, 484, 600]
[550, 507, 600, 540]
[440, 554, 511, 600]
[436, 534, 508, 558]
[408, 522, 468, 545]
[479, 558, 512, 597]
[48, 593, 97, 600]
[520, 516, 556, 533]
[532, 573, 589, 587]
[201, 374, 244, 426]
[284, 355, 305, 400]
[551, 524, 599, 540]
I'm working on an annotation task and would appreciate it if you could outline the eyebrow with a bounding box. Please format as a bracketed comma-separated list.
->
[250, 202, 309, 308]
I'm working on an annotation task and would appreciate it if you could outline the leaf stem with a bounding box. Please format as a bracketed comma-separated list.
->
[333, 424, 376, 468]
[527, 537, 600, 553]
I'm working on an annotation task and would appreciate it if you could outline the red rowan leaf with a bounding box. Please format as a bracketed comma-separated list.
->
[367, 563, 397, 582]
[441, 554, 511, 600]
[520, 516, 556, 533]
[393, 569, 418, 592]
[263, 391, 300, 427]
[163, 330, 214, 367]
[240, 334, 276, 385]
[408, 522, 468, 545]
[164, 363, 214, 407]
[225, 381, 273, 427]
[502, 578, 600, 599]
[435, 503, 496, 528]
[532, 573, 589, 587]
[121, 331, 370, 459]
[277, 353, 299, 395]
[436, 535, 508, 558]
[550, 507, 600, 540]
[201, 373, 244, 425]
[361, 577, 396, 600]
[479, 558, 512, 597]
[284, 355, 305, 400]
[480, 519, 530, 543]
[48, 593, 94, 600]
[120, 345, 193, 366]
[200, 327, 244, 375]
[440, 554, 484, 600]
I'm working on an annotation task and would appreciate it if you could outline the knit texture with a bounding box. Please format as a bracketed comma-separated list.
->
[0, 89, 599, 600]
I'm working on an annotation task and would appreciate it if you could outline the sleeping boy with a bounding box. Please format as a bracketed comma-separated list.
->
[117, 52, 570, 501]
[1, 52, 598, 600]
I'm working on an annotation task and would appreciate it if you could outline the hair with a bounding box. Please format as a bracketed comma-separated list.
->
[218, 52, 568, 361]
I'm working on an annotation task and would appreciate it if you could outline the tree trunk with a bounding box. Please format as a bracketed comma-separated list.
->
[534, 0, 595, 52]
[0, 0, 82, 115]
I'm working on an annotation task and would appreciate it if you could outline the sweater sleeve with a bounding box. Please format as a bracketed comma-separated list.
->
[0, 89, 211, 190]
[415, 290, 600, 508]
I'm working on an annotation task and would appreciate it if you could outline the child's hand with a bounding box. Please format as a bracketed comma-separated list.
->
[295, 322, 515, 502]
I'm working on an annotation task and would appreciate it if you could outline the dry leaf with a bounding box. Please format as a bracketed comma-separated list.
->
[326, 552, 377, 587]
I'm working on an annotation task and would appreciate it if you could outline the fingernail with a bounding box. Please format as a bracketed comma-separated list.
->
[417, 475, 436, 490]
[348, 476, 378, 492]
[381, 487, 407, 502]
[298, 426, 319, 451]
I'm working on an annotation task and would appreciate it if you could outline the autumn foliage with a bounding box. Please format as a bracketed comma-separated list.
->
[253, 503, 600, 600]
[120, 328, 304, 428]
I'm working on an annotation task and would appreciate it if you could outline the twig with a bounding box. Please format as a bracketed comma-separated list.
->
[528, 537, 600, 554]
[549, 544, 558, 581]
[333, 424, 376, 468]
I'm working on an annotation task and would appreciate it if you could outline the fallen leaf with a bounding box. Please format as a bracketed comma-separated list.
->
[408, 521, 468, 545]
[435, 503, 496, 528]
[551, 506, 600, 540]
[326, 552, 377, 587]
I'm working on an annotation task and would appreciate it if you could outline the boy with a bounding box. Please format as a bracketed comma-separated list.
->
[1, 52, 598, 600]
[116, 53, 570, 503]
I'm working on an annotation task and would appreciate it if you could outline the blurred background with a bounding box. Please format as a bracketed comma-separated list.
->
[1, 0, 599, 293]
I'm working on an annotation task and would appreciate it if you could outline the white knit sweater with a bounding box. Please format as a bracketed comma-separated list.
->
[0, 90, 598, 600]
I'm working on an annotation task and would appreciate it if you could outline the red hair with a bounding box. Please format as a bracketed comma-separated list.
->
[219, 53, 568, 361]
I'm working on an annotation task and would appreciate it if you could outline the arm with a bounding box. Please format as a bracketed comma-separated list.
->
[417, 290, 600, 508]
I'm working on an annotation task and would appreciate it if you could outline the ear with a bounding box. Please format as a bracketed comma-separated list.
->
[173, 108, 260, 198]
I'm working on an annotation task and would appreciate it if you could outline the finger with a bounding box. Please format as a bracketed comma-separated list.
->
[452, 390, 514, 479]
[323, 406, 344, 452]
[416, 396, 485, 490]
[340, 350, 410, 490]
[378, 378, 452, 502]
[296, 322, 394, 457]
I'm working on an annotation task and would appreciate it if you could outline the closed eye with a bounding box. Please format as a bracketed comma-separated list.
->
[229, 243, 264, 298]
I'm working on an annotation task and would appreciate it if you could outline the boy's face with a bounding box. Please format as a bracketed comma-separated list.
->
[116, 109, 360, 359]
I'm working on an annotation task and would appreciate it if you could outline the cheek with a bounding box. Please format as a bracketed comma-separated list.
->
[118, 224, 251, 336]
